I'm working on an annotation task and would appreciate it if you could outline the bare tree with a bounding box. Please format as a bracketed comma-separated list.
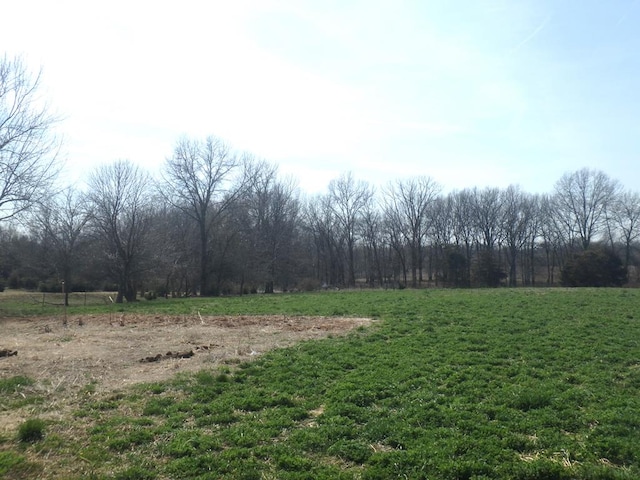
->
[500, 185, 532, 287]
[146, 201, 199, 297]
[31, 188, 91, 305]
[553, 168, 621, 250]
[383, 176, 441, 287]
[383, 202, 409, 286]
[160, 135, 246, 295]
[450, 189, 477, 286]
[539, 194, 568, 284]
[360, 203, 385, 287]
[327, 172, 373, 287]
[304, 194, 345, 287]
[520, 194, 542, 286]
[611, 190, 640, 272]
[242, 161, 300, 293]
[470, 186, 503, 251]
[429, 195, 455, 285]
[88, 160, 153, 303]
[0, 55, 60, 221]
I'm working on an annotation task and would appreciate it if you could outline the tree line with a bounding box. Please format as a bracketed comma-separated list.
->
[2, 56, 638, 302]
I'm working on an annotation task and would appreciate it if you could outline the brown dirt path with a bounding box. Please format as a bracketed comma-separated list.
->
[0, 313, 372, 432]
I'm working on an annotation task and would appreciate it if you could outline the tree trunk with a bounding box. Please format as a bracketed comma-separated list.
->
[347, 239, 356, 287]
[411, 241, 418, 288]
[199, 222, 209, 295]
[508, 246, 517, 287]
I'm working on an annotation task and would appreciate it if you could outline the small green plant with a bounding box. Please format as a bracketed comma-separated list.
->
[18, 418, 45, 443]
[0, 451, 41, 477]
[81, 380, 97, 395]
[0, 375, 34, 394]
[113, 465, 156, 480]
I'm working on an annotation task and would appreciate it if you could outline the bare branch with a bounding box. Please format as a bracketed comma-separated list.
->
[0, 55, 61, 221]
[87, 160, 154, 302]
[159, 135, 243, 295]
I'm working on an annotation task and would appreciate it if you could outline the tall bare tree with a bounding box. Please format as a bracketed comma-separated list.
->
[305, 194, 345, 287]
[521, 194, 542, 286]
[88, 160, 153, 303]
[553, 168, 621, 250]
[539, 194, 568, 284]
[383, 202, 408, 286]
[611, 190, 640, 272]
[0, 55, 60, 221]
[429, 195, 455, 285]
[160, 135, 244, 295]
[383, 176, 441, 287]
[233, 161, 301, 293]
[31, 188, 91, 305]
[327, 172, 373, 287]
[500, 185, 532, 286]
[360, 203, 385, 287]
[470, 186, 503, 251]
[450, 189, 477, 286]
[145, 201, 199, 297]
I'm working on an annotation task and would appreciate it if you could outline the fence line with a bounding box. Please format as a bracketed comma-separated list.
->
[27, 292, 113, 307]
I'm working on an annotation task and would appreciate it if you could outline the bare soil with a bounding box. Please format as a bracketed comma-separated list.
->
[0, 313, 372, 432]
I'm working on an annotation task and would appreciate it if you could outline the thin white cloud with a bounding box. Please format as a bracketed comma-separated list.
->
[511, 14, 552, 53]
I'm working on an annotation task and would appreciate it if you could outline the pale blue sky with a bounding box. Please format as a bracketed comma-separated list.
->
[2, 0, 639, 193]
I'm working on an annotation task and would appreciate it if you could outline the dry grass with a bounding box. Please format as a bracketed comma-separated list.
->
[0, 313, 372, 433]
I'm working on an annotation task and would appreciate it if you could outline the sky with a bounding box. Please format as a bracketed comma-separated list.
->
[2, 0, 640, 195]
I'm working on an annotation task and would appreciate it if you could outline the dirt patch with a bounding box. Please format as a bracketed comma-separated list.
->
[0, 314, 372, 431]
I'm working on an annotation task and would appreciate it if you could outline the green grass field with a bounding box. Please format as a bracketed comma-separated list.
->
[1, 288, 639, 479]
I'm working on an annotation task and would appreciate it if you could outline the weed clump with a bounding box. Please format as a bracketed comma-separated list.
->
[17, 418, 45, 443]
[0, 375, 34, 394]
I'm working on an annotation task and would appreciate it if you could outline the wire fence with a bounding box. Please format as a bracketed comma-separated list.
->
[34, 292, 115, 307]
[0, 291, 116, 311]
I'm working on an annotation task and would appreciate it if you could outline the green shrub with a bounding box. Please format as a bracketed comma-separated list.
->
[7, 275, 38, 290]
[18, 418, 45, 443]
[445, 249, 469, 287]
[297, 277, 321, 292]
[562, 248, 627, 287]
[143, 291, 157, 300]
[153, 284, 169, 298]
[23, 277, 38, 290]
[472, 250, 506, 287]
